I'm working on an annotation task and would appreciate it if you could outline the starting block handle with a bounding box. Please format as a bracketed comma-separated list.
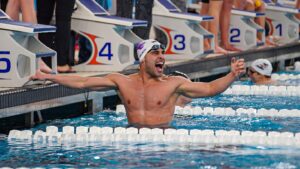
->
[0, 19, 56, 33]
[232, 9, 265, 17]
[264, 0, 300, 13]
[0, 9, 9, 19]
[78, 0, 109, 16]
[74, 0, 147, 27]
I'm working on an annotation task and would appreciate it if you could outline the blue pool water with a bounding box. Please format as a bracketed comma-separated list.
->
[0, 94, 300, 168]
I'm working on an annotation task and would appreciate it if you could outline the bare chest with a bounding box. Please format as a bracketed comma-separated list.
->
[119, 81, 176, 109]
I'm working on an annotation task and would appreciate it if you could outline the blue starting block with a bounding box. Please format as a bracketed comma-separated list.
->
[152, 0, 214, 60]
[71, 0, 147, 72]
[230, 9, 265, 50]
[0, 10, 56, 87]
[264, 0, 300, 43]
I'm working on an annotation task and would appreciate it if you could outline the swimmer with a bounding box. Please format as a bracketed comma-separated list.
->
[31, 39, 246, 128]
[248, 59, 276, 85]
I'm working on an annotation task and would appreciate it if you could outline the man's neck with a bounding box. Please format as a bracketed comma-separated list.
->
[139, 68, 162, 84]
[256, 77, 274, 85]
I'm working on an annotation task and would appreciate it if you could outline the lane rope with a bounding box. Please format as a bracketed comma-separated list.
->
[116, 105, 300, 117]
[7, 126, 300, 147]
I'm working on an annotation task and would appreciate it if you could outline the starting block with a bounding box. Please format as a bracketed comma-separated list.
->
[264, 0, 300, 43]
[152, 0, 214, 60]
[230, 9, 265, 50]
[277, 0, 296, 6]
[0, 10, 56, 88]
[71, 0, 147, 72]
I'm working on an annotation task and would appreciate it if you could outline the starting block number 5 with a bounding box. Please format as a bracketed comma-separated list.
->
[0, 51, 11, 73]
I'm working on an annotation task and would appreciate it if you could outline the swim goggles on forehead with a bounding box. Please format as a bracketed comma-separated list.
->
[149, 44, 166, 53]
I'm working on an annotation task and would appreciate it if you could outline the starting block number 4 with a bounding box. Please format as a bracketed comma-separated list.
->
[0, 51, 11, 73]
[98, 42, 113, 61]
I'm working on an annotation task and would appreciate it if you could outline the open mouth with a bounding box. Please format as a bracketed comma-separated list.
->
[155, 62, 164, 72]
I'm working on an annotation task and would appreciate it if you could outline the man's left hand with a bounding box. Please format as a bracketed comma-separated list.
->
[231, 57, 246, 77]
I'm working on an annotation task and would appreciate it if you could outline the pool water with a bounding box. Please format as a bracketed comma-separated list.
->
[0, 94, 300, 168]
[191, 95, 300, 110]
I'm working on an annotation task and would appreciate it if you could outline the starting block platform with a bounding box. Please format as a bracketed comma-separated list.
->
[152, 0, 214, 60]
[230, 9, 265, 50]
[71, 0, 147, 72]
[264, 0, 300, 44]
[0, 10, 57, 88]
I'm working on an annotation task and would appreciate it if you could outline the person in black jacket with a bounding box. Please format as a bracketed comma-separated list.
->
[36, 0, 76, 73]
[116, 0, 154, 40]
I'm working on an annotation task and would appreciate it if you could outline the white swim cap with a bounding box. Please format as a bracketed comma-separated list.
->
[136, 39, 164, 62]
[250, 59, 272, 76]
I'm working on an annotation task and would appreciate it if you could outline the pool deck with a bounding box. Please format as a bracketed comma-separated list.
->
[0, 42, 300, 127]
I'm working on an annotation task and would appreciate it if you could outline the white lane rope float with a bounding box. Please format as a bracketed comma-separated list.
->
[7, 126, 300, 147]
[116, 105, 300, 117]
[223, 85, 300, 96]
[271, 73, 300, 80]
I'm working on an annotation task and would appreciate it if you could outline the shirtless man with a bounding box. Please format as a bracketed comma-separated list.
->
[31, 39, 246, 128]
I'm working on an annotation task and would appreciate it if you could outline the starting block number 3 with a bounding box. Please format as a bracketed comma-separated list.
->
[0, 51, 11, 73]
[174, 35, 185, 50]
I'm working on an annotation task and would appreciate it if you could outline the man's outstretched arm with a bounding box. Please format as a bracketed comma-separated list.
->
[178, 58, 246, 98]
[31, 71, 119, 90]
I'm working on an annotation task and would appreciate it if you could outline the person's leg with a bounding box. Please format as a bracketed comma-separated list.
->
[5, 0, 20, 20]
[243, 0, 255, 10]
[220, 0, 241, 51]
[233, 0, 245, 9]
[199, 0, 210, 50]
[244, 0, 274, 46]
[296, 0, 300, 20]
[208, 0, 228, 54]
[19, 0, 36, 23]
[116, 0, 133, 18]
[133, 0, 154, 39]
[36, 0, 55, 67]
[1, 0, 9, 11]
[20, 0, 53, 73]
[254, 1, 266, 42]
[55, 0, 76, 72]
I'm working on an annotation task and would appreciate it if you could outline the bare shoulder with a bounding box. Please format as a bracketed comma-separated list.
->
[105, 73, 140, 84]
[165, 75, 190, 84]
[106, 73, 129, 80]
[165, 75, 189, 81]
